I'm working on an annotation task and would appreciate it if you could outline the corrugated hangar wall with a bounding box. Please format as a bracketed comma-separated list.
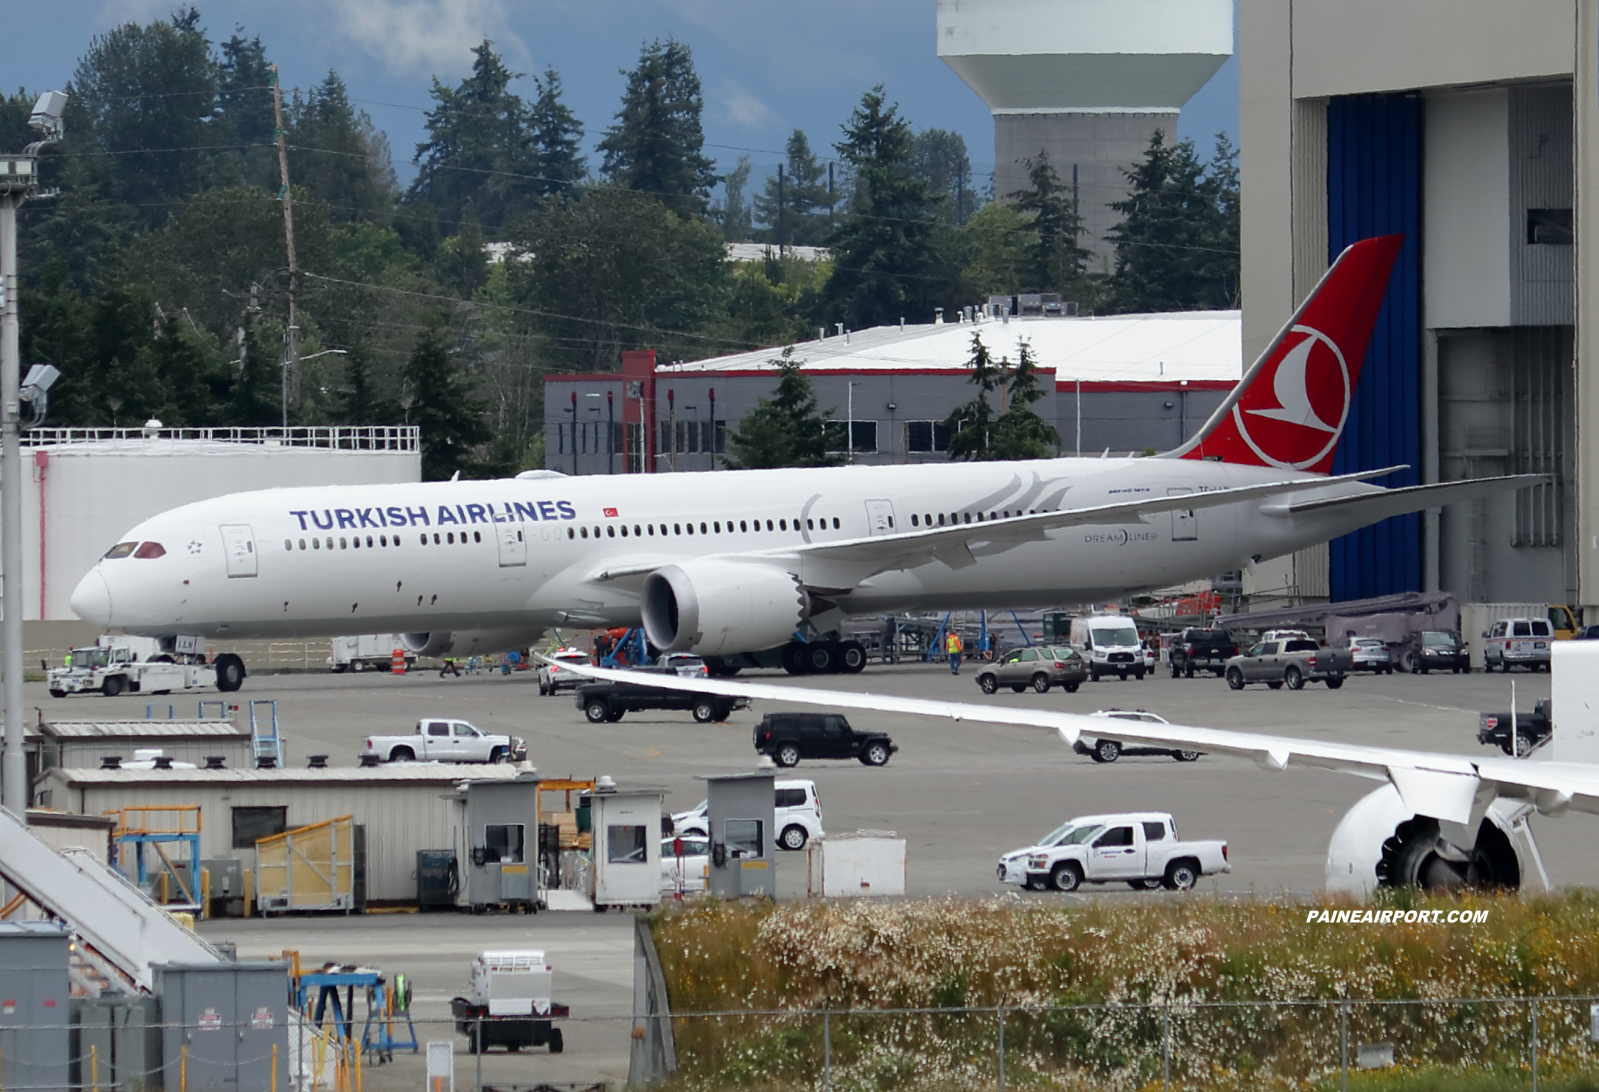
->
[1326, 94, 1424, 600]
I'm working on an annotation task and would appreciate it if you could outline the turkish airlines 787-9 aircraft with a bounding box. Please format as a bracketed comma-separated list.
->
[71, 235, 1533, 689]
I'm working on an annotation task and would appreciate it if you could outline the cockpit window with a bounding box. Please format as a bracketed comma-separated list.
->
[132, 542, 167, 559]
[104, 542, 137, 560]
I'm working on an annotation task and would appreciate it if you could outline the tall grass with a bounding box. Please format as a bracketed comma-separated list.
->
[650, 891, 1599, 1091]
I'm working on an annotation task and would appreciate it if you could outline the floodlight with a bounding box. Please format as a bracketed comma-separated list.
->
[22, 363, 59, 392]
[18, 363, 60, 429]
[28, 91, 67, 138]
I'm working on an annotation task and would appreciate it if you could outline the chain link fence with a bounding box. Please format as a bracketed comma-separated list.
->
[3, 997, 1599, 1091]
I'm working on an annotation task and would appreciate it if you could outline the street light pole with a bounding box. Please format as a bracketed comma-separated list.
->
[1, 92, 65, 819]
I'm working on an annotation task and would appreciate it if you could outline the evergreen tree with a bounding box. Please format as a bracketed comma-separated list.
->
[599, 39, 716, 216]
[134, 315, 223, 425]
[911, 128, 975, 225]
[214, 33, 277, 190]
[753, 130, 832, 246]
[1102, 130, 1239, 313]
[402, 319, 492, 480]
[73, 10, 219, 223]
[988, 342, 1060, 459]
[410, 40, 538, 232]
[435, 199, 488, 297]
[723, 348, 838, 469]
[509, 184, 729, 372]
[941, 333, 1004, 461]
[1008, 151, 1093, 300]
[291, 72, 395, 221]
[227, 321, 280, 426]
[821, 87, 960, 330]
[960, 202, 1032, 297]
[715, 156, 753, 242]
[335, 343, 395, 424]
[529, 68, 586, 197]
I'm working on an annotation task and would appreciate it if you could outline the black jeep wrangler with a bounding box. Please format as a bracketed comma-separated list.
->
[753, 712, 897, 768]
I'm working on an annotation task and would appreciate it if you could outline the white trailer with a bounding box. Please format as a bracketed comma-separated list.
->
[329, 635, 414, 673]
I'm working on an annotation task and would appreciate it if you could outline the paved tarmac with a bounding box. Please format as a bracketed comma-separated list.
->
[30, 657, 1598, 1087]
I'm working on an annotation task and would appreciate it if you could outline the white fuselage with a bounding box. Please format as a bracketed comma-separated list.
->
[71, 458, 1384, 643]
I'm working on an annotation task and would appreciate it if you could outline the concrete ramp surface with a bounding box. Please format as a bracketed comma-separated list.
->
[0, 806, 222, 991]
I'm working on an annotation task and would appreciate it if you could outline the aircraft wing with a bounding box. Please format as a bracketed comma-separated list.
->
[1262, 475, 1549, 525]
[547, 660, 1599, 825]
[586, 467, 1402, 584]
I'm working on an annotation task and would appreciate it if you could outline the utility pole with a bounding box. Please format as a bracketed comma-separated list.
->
[827, 162, 834, 229]
[777, 164, 785, 259]
[270, 66, 300, 425]
[1, 92, 66, 819]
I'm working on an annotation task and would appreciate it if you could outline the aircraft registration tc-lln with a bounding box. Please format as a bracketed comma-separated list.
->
[72, 234, 1533, 692]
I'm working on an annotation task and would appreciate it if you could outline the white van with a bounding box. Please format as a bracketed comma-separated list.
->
[1069, 614, 1146, 681]
[669, 779, 826, 850]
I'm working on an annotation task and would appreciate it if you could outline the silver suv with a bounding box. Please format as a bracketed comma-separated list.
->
[976, 646, 1089, 694]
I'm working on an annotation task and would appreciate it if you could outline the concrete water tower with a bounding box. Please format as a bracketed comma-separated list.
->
[938, 0, 1232, 266]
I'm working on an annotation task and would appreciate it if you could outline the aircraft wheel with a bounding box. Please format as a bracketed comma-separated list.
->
[805, 642, 839, 674]
[837, 640, 868, 674]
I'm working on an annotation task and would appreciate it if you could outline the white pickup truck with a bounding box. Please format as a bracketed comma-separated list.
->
[997, 811, 1230, 893]
[361, 719, 526, 764]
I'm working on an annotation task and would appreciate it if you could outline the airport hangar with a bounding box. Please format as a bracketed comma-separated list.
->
[1236, 0, 1593, 613]
[541, 309, 1241, 473]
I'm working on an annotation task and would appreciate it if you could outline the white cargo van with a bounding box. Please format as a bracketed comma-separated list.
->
[1069, 614, 1146, 681]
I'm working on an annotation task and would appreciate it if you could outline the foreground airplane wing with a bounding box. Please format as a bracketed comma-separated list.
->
[549, 661, 1599, 825]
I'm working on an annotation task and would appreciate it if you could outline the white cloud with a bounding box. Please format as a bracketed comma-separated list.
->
[320, 0, 524, 77]
[719, 78, 772, 127]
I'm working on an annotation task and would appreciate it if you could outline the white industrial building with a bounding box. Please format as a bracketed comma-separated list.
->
[1237, 0, 1594, 609]
[545, 311, 1242, 473]
[2, 425, 420, 621]
[938, 0, 1233, 261]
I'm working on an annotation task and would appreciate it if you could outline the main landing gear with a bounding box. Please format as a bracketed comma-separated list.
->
[781, 639, 868, 676]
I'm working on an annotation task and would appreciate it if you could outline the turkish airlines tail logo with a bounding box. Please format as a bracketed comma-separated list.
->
[1179, 235, 1404, 474]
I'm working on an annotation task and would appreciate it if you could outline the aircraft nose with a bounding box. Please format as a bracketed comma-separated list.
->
[70, 570, 113, 626]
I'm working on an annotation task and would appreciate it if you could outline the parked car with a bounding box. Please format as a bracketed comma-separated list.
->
[1347, 637, 1395, 674]
[1575, 625, 1599, 641]
[1068, 614, 1146, 681]
[1071, 709, 1202, 764]
[1224, 640, 1350, 690]
[661, 834, 709, 892]
[1168, 628, 1239, 678]
[1141, 641, 1157, 675]
[671, 778, 825, 850]
[996, 811, 1230, 893]
[538, 648, 592, 695]
[753, 711, 897, 767]
[574, 675, 747, 723]
[975, 646, 1088, 694]
[1416, 630, 1469, 673]
[657, 653, 710, 678]
[1482, 618, 1553, 673]
[1477, 700, 1552, 757]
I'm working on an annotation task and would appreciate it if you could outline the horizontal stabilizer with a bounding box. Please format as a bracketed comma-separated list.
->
[1262, 475, 1546, 524]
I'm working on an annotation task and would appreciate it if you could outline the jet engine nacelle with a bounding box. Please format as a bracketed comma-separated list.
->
[641, 561, 806, 656]
[1325, 785, 1548, 895]
[399, 628, 544, 659]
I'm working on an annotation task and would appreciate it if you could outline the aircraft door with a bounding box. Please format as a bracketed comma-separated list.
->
[219, 524, 258, 577]
[1167, 488, 1197, 541]
[496, 522, 527, 567]
[864, 499, 897, 535]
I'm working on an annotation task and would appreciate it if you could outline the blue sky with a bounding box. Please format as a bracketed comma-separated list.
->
[4, 0, 1238, 190]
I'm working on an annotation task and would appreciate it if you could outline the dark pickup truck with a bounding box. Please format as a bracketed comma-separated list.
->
[1168, 628, 1239, 678]
[574, 672, 748, 724]
[1477, 699, 1552, 757]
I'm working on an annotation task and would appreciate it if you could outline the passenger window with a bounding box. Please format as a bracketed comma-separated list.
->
[1020, 649, 1037, 661]
[634, 525, 642, 536]
[1531, 622, 1550, 637]
[739, 521, 747, 532]
[133, 542, 166, 559]
[1142, 822, 1166, 842]
[714, 522, 721, 533]
[806, 518, 814, 530]
[380, 536, 387, 546]
[313, 538, 321, 550]
[340, 538, 348, 549]
[911, 515, 919, 527]
[607, 526, 615, 538]
[1513, 622, 1532, 637]
[937, 514, 946, 526]
[432, 534, 440, 545]
[780, 519, 787, 531]
[284, 539, 292, 550]
[568, 528, 575, 539]
[581, 527, 589, 539]
[674, 524, 681, 535]
[1094, 826, 1134, 848]
[427, 722, 449, 736]
[104, 542, 138, 559]
[444, 533, 453, 545]
[833, 518, 840, 529]
[474, 532, 481, 543]
[454, 723, 477, 736]
[766, 519, 774, 530]
[700, 522, 708, 534]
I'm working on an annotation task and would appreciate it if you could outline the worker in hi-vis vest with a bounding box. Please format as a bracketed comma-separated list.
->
[945, 629, 963, 675]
